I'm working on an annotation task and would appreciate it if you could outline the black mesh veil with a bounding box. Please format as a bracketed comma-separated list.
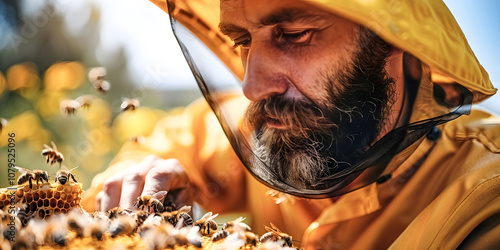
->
[166, 1, 473, 198]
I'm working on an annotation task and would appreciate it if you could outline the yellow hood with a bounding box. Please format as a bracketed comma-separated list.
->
[151, 0, 495, 103]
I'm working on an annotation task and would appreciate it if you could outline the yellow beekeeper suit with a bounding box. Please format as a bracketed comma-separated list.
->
[83, 0, 500, 249]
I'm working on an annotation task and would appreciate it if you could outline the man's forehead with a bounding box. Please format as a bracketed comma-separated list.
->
[220, 0, 330, 27]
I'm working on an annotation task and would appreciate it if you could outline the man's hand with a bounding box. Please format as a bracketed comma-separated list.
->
[96, 155, 193, 211]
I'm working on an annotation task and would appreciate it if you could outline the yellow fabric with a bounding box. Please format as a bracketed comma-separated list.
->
[150, 0, 495, 102]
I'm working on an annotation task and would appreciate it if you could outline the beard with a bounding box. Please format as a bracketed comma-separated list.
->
[245, 28, 396, 189]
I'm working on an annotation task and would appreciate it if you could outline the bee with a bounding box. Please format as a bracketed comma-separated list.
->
[86, 218, 108, 241]
[222, 217, 252, 232]
[120, 98, 140, 112]
[0, 118, 7, 134]
[212, 229, 229, 242]
[55, 166, 78, 185]
[241, 231, 259, 246]
[14, 166, 49, 189]
[67, 214, 84, 238]
[75, 95, 93, 109]
[194, 212, 219, 235]
[41, 141, 64, 166]
[92, 79, 110, 94]
[134, 210, 148, 228]
[88, 67, 107, 82]
[135, 191, 167, 213]
[109, 215, 137, 237]
[162, 205, 193, 227]
[60, 99, 81, 116]
[128, 135, 146, 145]
[260, 223, 293, 247]
[106, 207, 133, 220]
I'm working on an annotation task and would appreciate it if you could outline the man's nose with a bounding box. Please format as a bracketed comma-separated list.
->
[241, 43, 288, 101]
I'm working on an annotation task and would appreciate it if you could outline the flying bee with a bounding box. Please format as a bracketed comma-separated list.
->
[222, 217, 252, 232]
[135, 191, 167, 213]
[93, 79, 111, 94]
[162, 206, 193, 227]
[75, 95, 93, 109]
[41, 141, 64, 167]
[88, 67, 107, 82]
[14, 166, 49, 189]
[60, 99, 81, 116]
[120, 98, 140, 112]
[260, 223, 293, 247]
[55, 166, 78, 185]
[194, 212, 219, 235]
[0, 118, 7, 134]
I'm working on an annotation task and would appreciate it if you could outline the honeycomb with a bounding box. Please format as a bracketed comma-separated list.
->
[0, 182, 83, 224]
[0, 178, 297, 249]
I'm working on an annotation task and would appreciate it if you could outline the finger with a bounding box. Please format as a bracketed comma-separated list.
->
[141, 159, 190, 197]
[95, 191, 104, 211]
[100, 171, 128, 211]
[119, 155, 160, 209]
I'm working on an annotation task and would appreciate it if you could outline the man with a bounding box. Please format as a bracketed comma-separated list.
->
[83, 0, 500, 248]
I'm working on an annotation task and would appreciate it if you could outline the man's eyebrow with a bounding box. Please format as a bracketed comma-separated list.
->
[219, 8, 328, 36]
[219, 23, 248, 37]
[260, 8, 326, 26]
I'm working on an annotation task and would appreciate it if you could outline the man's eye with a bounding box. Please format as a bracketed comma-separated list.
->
[277, 29, 313, 45]
[232, 34, 252, 49]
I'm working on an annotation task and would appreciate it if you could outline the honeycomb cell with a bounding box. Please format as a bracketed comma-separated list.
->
[40, 192, 46, 199]
[0, 193, 6, 200]
[47, 189, 53, 198]
[25, 193, 32, 203]
[64, 203, 70, 209]
[50, 198, 57, 208]
[61, 193, 67, 200]
[30, 203, 37, 212]
[34, 193, 40, 201]
[16, 189, 23, 198]
[44, 199, 49, 207]
[57, 185, 64, 191]
[73, 185, 80, 192]
[3, 200, 8, 206]
[57, 200, 64, 208]
[67, 195, 73, 202]
[54, 208, 60, 215]
[37, 199, 43, 207]
[65, 186, 71, 193]
[55, 192, 61, 199]
[39, 209, 45, 219]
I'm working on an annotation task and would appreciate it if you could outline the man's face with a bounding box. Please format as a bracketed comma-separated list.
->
[220, 0, 396, 189]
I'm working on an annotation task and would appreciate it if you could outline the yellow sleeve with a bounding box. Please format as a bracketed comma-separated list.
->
[81, 97, 248, 212]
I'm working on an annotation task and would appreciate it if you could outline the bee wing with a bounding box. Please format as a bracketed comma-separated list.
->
[51, 141, 58, 151]
[208, 213, 219, 221]
[270, 222, 282, 233]
[199, 212, 213, 221]
[177, 205, 192, 213]
[233, 216, 246, 224]
[14, 166, 29, 174]
[151, 191, 168, 202]
[43, 144, 52, 150]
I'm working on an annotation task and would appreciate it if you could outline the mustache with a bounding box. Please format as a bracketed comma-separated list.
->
[246, 95, 338, 140]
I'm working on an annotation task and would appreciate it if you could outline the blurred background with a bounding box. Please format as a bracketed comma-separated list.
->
[0, 0, 499, 190]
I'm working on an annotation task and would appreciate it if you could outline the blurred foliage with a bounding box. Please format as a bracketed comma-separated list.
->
[0, 1, 200, 190]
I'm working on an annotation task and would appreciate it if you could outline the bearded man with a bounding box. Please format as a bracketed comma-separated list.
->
[83, 0, 500, 248]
